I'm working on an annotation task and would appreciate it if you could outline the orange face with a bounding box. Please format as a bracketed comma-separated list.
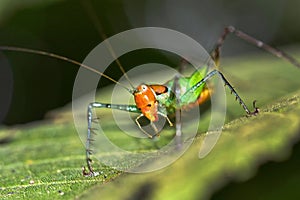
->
[134, 84, 159, 122]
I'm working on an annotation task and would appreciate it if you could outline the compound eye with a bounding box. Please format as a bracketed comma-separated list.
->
[141, 85, 147, 92]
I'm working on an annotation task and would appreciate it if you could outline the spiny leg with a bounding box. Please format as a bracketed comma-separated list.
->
[84, 102, 140, 176]
[211, 26, 300, 69]
[183, 69, 259, 116]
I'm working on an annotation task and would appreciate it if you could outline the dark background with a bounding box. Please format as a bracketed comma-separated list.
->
[0, 0, 300, 199]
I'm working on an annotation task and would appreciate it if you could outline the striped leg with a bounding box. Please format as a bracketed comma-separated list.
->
[83, 102, 140, 176]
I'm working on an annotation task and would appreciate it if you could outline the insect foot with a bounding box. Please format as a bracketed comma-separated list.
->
[247, 100, 260, 116]
[82, 166, 100, 177]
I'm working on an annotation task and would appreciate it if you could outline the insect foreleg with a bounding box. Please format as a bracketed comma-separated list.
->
[85, 102, 140, 176]
[135, 114, 155, 138]
[184, 70, 259, 116]
[211, 26, 300, 69]
[135, 112, 173, 138]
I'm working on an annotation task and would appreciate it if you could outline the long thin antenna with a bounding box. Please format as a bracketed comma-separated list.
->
[81, 0, 136, 89]
[0, 46, 133, 93]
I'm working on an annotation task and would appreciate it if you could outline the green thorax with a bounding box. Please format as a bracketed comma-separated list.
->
[156, 66, 208, 114]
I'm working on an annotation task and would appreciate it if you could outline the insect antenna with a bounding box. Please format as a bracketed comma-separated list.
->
[0, 46, 133, 93]
[81, 0, 136, 90]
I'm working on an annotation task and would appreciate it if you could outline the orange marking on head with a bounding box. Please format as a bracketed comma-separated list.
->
[134, 84, 159, 122]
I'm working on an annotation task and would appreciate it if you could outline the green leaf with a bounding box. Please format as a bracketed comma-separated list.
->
[79, 90, 300, 200]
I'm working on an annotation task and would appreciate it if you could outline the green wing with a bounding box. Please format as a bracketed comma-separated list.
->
[163, 65, 209, 109]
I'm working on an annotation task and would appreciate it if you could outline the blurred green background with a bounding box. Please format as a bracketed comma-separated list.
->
[0, 0, 300, 199]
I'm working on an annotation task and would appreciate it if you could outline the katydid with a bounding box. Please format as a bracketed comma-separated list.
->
[0, 26, 299, 176]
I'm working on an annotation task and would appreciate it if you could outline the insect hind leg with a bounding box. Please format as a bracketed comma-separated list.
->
[211, 26, 300, 69]
[185, 69, 259, 116]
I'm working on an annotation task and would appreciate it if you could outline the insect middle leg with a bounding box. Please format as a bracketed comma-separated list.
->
[174, 74, 183, 148]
